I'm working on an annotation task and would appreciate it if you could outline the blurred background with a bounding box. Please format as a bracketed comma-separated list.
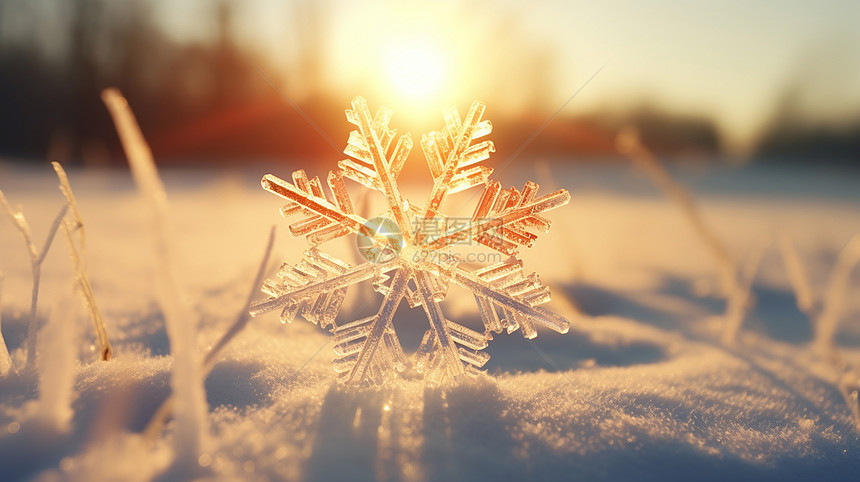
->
[0, 0, 858, 167]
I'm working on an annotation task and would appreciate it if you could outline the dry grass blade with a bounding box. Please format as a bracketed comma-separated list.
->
[535, 158, 583, 281]
[816, 235, 860, 352]
[102, 87, 205, 465]
[203, 226, 276, 371]
[721, 240, 768, 345]
[774, 235, 860, 430]
[143, 226, 276, 441]
[837, 373, 860, 431]
[62, 222, 112, 361]
[777, 234, 816, 316]
[53, 162, 113, 361]
[101, 90, 169, 221]
[35, 294, 79, 432]
[616, 127, 736, 296]
[0, 189, 69, 368]
[52, 162, 87, 258]
[0, 271, 14, 376]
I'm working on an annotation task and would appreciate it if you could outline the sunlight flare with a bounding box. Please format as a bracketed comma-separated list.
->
[381, 35, 447, 101]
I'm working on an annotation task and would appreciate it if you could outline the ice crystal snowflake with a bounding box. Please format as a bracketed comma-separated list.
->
[250, 96, 571, 386]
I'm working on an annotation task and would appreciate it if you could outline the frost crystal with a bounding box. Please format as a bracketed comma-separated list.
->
[251, 96, 571, 386]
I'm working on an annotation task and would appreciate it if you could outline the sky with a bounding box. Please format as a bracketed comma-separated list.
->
[5, 0, 860, 154]
[146, 0, 860, 153]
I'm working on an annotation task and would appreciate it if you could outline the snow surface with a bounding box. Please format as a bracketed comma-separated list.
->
[1, 161, 860, 481]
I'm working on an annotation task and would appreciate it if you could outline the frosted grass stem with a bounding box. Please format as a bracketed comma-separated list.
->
[837, 375, 860, 432]
[533, 159, 587, 315]
[616, 127, 736, 296]
[102, 87, 206, 467]
[35, 295, 79, 432]
[143, 227, 276, 442]
[0, 189, 69, 369]
[816, 235, 860, 352]
[52, 162, 113, 361]
[721, 240, 768, 345]
[202, 226, 276, 371]
[777, 234, 816, 317]
[0, 272, 14, 375]
[773, 234, 860, 430]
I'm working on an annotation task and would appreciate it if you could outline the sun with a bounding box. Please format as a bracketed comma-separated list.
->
[381, 35, 447, 100]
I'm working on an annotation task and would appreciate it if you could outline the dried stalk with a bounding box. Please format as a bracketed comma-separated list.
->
[774, 234, 860, 430]
[52, 162, 113, 361]
[0, 189, 69, 368]
[837, 373, 860, 432]
[777, 234, 816, 317]
[721, 240, 768, 345]
[35, 295, 79, 432]
[616, 127, 736, 295]
[533, 158, 589, 317]
[103, 87, 205, 465]
[816, 235, 860, 352]
[52, 162, 87, 258]
[0, 271, 14, 376]
[143, 226, 276, 441]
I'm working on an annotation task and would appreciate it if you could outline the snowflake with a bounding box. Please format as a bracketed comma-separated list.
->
[250, 96, 571, 386]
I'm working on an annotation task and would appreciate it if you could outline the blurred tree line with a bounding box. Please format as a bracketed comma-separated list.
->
[0, 0, 343, 165]
[6, 0, 850, 166]
[755, 39, 860, 166]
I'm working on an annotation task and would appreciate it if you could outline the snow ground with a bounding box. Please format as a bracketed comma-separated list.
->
[1, 161, 859, 481]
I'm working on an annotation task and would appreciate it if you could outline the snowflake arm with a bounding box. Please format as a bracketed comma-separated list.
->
[345, 264, 412, 384]
[340, 104, 412, 188]
[249, 251, 388, 321]
[419, 101, 495, 224]
[414, 320, 490, 383]
[427, 182, 571, 255]
[333, 314, 407, 384]
[446, 261, 570, 337]
[261, 170, 368, 244]
[410, 263, 494, 382]
[413, 268, 465, 378]
[341, 96, 414, 240]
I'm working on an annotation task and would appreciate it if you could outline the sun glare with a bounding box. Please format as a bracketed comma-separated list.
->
[381, 36, 447, 101]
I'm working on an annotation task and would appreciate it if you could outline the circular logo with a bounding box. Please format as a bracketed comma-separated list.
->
[356, 216, 404, 264]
